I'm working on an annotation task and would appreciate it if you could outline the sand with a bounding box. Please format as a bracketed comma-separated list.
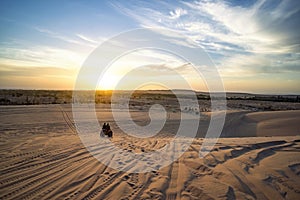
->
[220, 110, 300, 137]
[1, 105, 300, 199]
[246, 110, 300, 137]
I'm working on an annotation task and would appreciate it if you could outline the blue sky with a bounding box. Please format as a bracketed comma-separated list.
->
[0, 0, 299, 94]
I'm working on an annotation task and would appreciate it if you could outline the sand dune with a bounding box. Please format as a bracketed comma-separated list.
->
[1, 105, 300, 199]
[218, 110, 300, 137]
[245, 110, 300, 137]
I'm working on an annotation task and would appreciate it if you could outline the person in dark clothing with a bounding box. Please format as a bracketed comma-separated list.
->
[106, 123, 112, 138]
[100, 122, 113, 138]
[102, 123, 107, 130]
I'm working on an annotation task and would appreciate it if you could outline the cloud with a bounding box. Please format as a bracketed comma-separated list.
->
[0, 64, 77, 89]
[99, 62, 206, 90]
[0, 64, 75, 78]
[76, 34, 100, 44]
[0, 44, 86, 69]
[35, 27, 97, 48]
[169, 8, 187, 19]
[112, 0, 300, 77]
[219, 53, 300, 77]
[125, 63, 194, 77]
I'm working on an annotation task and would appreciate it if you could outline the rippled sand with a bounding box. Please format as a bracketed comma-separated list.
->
[1, 105, 300, 199]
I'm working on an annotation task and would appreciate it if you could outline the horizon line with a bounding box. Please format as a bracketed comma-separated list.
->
[0, 88, 299, 96]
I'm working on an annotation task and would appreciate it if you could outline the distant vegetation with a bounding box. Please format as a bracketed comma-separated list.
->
[0, 90, 299, 112]
[0, 90, 73, 105]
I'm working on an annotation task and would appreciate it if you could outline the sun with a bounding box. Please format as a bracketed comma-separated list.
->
[98, 73, 120, 90]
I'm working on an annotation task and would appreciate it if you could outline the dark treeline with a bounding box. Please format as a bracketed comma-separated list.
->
[0, 89, 299, 105]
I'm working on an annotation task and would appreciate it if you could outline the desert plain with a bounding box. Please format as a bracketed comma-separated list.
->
[0, 91, 300, 200]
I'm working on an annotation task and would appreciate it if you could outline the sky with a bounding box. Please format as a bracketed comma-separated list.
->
[0, 0, 299, 94]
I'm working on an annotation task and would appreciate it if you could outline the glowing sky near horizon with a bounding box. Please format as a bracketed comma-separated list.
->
[0, 0, 299, 94]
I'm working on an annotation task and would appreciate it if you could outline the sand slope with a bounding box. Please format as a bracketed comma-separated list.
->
[219, 110, 300, 137]
[245, 110, 300, 137]
[1, 105, 300, 199]
[1, 134, 300, 199]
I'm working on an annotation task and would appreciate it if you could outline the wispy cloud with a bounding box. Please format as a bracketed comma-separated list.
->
[0, 44, 86, 69]
[0, 26, 97, 89]
[219, 53, 300, 76]
[76, 34, 100, 44]
[169, 8, 187, 19]
[35, 27, 97, 48]
[0, 64, 76, 78]
[112, 0, 300, 77]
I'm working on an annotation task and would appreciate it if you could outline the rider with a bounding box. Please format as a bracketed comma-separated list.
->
[100, 122, 113, 138]
[102, 123, 107, 131]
